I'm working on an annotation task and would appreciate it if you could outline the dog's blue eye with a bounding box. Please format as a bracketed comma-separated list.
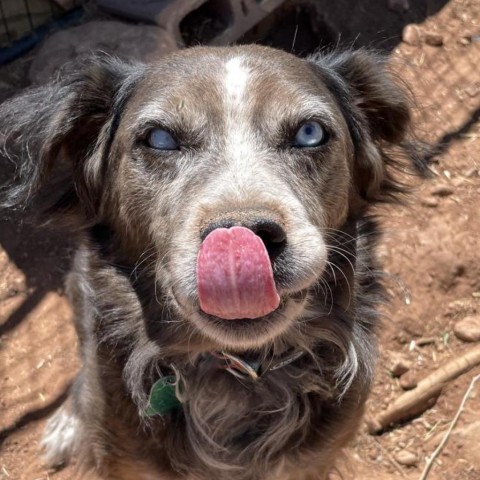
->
[146, 128, 179, 150]
[293, 122, 326, 148]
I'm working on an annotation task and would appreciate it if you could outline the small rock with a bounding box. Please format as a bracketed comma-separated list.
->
[402, 24, 422, 46]
[465, 84, 480, 98]
[430, 185, 454, 197]
[464, 168, 478, 178]
[388, 0, 410, 12]
[416, 336, 437, 346]
[421, 196, 439, 208]
[367, 447, 379, 461]
[454, 315, 480, 342]
[394, 450, 418, 467]
[389, 354, 411, 377]
[424, 31, 444, 47]
[395, 331, 410, 345]
[400, 370, 418, 390]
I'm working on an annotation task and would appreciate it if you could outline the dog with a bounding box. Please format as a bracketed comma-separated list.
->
[0, 45, 423, 480]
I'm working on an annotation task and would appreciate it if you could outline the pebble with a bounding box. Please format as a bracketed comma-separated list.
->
[421, 197, 439, 207]
[400, 370, 418, 390]
[394, 450, 418, 467]
[464, 168, 478, 177]
[454, 315, 480, 342]
[389, 355, 411, 377]
[465, 84, 480, 98]
[402, 24, 422, 46]
[367, 447, 379, 461]
[431, 185, 454, 197]
[424, 31, 444, 46]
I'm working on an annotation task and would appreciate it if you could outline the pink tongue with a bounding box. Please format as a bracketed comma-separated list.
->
[197, 226, 280, 320]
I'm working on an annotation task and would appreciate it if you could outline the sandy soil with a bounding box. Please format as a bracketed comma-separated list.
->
[0, 0, 479, 479]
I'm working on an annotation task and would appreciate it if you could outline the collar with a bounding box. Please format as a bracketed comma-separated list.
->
[145, 349, 305, 417]
[211, 349, 305, 380]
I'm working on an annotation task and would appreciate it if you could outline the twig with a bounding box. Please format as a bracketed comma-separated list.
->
[419, 374, 480, 480]
[368, 345, 480, 433]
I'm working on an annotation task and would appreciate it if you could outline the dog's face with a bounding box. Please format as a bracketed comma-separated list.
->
[112, 48, 355, 349]
[1, 45, 412, 353]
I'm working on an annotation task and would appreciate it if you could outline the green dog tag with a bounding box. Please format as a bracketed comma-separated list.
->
[145, 375, 181, 417]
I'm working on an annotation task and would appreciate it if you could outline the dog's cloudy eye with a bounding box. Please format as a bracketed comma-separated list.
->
[146, 128, 179, 150]
[293, 122, 327, 148]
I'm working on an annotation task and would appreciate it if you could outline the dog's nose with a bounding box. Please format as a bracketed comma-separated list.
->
[201, 214, 287, 261]
[247, 218, 287, 260]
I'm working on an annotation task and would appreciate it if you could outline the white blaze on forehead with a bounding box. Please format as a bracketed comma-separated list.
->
[222, 56, 256, 178]
[224, 56, 250, 104]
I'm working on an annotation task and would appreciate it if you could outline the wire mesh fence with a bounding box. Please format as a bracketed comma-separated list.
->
[0, 0, 82, 48]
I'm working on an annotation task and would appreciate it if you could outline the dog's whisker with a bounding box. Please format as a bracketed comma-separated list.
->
[326, 260, 353, 310]
[130, 247, 157, 281]
[327, 246, 356, 273]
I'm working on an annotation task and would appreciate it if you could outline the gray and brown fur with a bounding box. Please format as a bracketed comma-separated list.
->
[0, 45, 425, 480]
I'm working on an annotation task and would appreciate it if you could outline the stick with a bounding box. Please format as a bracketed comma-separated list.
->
[368, 345, 480, 434]
[419, 374, 480, 480]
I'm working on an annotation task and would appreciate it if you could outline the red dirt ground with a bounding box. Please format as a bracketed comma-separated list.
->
[0, 0, 479, 479]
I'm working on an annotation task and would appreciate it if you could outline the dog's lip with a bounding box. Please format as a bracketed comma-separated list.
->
[200, 305, 281, 324]
[197, 289, 307, 323]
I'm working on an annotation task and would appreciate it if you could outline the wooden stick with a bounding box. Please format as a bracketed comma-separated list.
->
[419, 374, 480, 480]
[368, 344, 480, 434]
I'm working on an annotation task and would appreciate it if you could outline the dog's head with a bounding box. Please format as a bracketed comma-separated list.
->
[0, 46, 418, 352]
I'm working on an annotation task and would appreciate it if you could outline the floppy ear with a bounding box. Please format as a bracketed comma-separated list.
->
[0, 55, 143, 224]
[309, 49, 421, 204]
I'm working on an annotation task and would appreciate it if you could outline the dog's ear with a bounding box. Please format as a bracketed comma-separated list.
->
[309, 49, 417, 203]
[0, 55, 143, 224]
